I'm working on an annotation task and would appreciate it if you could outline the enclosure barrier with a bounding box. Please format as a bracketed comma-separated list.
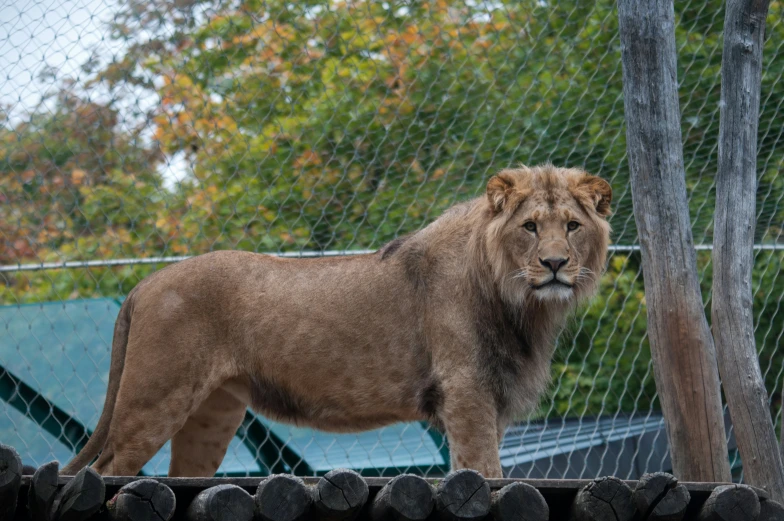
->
[1, 444, 783, 521]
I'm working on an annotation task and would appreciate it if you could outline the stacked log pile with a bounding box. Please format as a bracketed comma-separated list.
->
[1, 444, 782, 521]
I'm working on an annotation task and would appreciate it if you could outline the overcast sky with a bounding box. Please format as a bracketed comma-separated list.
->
[0, 0, 122, 121]
[0, 0, 192, 186]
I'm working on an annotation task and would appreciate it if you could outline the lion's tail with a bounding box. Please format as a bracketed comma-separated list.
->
[61, 293, 134, 475]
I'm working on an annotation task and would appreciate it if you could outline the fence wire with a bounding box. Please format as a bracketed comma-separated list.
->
[1, 0, 783, 480]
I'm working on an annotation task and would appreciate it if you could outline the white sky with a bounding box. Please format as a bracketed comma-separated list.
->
[0, 0, 190, 187]
[0, 0, 125, 120]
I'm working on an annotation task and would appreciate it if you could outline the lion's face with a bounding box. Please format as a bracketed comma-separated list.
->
[485, 165, 612, 305]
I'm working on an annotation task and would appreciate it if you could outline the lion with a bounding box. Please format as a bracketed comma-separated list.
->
[62, 164, 611, 478]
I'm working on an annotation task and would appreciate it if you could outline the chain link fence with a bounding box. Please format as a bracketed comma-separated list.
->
[1, 0, 783, 479]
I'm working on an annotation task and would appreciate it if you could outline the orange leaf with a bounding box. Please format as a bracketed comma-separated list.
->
[71, 169, 86, 186]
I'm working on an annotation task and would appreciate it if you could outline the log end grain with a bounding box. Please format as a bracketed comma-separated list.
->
[370, 474, 435, 521]
[315, 468, 369, 520]
[435, 470, 490, 521]
[490, 482, 548, 521]
[0, 443, 22, 521]
[105, 478, 176, 521]
[697, 484, 760, 521]
[255, 474, 313, 521]
[759, 499, 784, 521]
[50, 467, 105, 521]
[28, 460, 60, 521]
[634, 472, 690, 521]
[572, 476, 636, 521]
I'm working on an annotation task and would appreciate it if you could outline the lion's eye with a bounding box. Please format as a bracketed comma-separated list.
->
[567, 221, 580, 231]
[523, 222, 537, 232]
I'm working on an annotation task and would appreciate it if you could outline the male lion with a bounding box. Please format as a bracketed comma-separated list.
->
[63, 164, 611, 478]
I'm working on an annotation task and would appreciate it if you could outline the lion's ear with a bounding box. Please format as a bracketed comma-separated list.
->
[486, 172, 517, 213]
[578, 175, 612, 216]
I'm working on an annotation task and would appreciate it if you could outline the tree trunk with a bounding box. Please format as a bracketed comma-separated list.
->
[712, 0, 783, 502]
[617, 0, 731, 482]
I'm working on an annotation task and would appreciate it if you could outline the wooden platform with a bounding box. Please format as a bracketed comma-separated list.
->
[6, 472, 781, 521]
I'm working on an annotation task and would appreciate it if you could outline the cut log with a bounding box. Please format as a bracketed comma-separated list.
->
[435, 470, 490, 521]
[759, 499, 784, 521]
[0, 444, 22, 521]
[370, 474, 435, 521]
[254, 474, 313, 521]
[314, 469, 369, 521]
[697, 484, 759, 521]
[571, 476, 636, 521]
[633, 472, 690, 521]
[185, 484, 254, 521]
[490, 482, 548, 521]
[23, 465, 38, 475]
[50, 467, 105, 521]
[27, 461, 60, 521]
[105, 479, 176, 521]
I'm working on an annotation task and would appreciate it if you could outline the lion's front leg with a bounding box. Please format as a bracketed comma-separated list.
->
[439, 381, 503, 478]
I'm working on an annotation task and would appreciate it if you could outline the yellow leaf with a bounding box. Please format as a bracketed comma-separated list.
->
[71, 169, 86, 185]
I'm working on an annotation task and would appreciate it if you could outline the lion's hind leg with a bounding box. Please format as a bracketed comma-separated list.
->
[168, 387, 247, 477]
[89, 332, 234, 476]
[90, 370, 205, 477]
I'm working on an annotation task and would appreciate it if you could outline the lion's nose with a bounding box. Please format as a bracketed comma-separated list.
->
[540, 256, 569, 273]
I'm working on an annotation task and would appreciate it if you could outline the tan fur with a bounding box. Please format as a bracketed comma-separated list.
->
[62, 164, 611, 478]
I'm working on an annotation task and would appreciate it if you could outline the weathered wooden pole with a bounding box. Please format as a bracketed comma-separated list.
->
[617, 0, 732, 482]
[711, 0, 783, 503]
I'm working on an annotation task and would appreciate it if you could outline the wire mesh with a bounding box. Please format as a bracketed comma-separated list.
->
[1, 0, 782, 480]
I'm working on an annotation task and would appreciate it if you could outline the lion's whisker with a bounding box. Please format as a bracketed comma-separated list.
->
[508, 269, 529, 280]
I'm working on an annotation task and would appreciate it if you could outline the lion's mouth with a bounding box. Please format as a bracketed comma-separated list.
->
[533, 278, 574, 290]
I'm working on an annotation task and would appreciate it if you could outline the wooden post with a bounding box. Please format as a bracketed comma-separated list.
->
[370, 474, 435, 521]
[633, 473, 690, 521]
[435, 470, 490, 521]
[27, 461, 59, 521]
[711, 0, 783, 503]
[255, 474, 313, 521]
[758, 498, 784, 521]
[697, 484, 760, 521]
[314, 469, 369, 521]
[616, 0, 732, 482]
[490, 482, 548, 521]
[570, 476, 636, 521]
[185, 484, 254, 521]
[106, 479, 176, 521]
[50, 467, 105, 521]
[0, 443, 22, 521]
